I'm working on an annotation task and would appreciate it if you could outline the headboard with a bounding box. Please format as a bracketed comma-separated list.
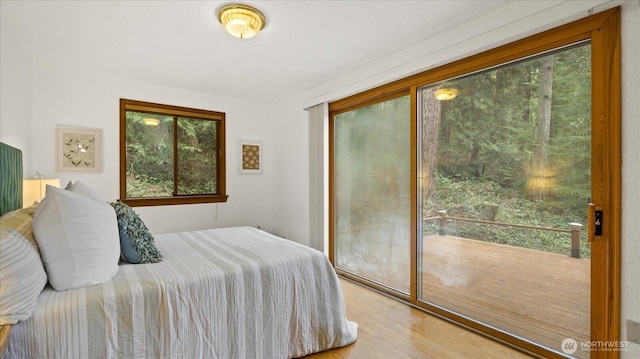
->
[0, 142, 23, 216]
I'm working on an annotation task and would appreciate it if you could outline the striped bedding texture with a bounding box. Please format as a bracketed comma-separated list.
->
[3, 226, 358, 359]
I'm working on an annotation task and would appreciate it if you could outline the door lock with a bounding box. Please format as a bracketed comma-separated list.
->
[594, 210, 603, 236]
[588, 203, 602, 242]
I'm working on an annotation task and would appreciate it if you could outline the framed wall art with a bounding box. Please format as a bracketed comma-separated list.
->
[238, 140, 262, 174]
[56, 127, 103, 172]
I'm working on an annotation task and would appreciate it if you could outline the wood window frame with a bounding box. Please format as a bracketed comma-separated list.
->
[329, 7, 621, 359]
[119, 99, 228, 207]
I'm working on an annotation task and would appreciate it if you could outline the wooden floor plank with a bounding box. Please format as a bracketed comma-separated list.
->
[304, 279, 533, 359]
[320, 234, 590, 358]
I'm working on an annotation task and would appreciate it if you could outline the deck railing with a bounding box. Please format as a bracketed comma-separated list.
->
[424, 210, 584, 258]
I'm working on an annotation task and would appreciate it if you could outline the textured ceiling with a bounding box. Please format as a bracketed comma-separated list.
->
[1, 0, 514, 103]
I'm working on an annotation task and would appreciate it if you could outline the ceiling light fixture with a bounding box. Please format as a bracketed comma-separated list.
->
[217, 4, 266, 39]
[433, 88, 458, 101]
[143, 118, 160, 126]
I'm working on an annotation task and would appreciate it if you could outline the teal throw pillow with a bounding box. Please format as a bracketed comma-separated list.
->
[109, 201, 162, 264]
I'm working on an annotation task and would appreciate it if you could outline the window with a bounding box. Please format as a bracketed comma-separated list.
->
[416, 43, 593, 357]
[329, 8, 620, 358]
[119, 99, 227, 206]
[332, 93, 411, 293]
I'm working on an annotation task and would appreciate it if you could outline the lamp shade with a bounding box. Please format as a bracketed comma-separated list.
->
[218, 4, 266, 39]
[23, 178, 61, 208]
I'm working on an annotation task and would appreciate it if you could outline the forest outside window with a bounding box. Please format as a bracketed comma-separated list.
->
[119, 99, 227, 206]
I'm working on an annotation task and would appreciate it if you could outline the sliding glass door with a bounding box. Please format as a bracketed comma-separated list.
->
[332, 94, 411, 293]
[330, 9, 620, 359]
[417, 43, 592, 357]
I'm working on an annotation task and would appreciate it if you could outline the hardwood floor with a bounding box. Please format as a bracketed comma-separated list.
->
[332, 234, 590, 358]
[304, 279, 533, 359]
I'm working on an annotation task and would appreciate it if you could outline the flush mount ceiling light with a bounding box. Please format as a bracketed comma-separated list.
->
[217, 4, 266, 39]
[433, 88, 458, 101]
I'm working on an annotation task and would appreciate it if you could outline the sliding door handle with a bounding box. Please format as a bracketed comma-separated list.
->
[588, 203, 602, 242]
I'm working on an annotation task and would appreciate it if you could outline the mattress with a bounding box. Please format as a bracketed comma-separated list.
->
[2, 226, 357, 359]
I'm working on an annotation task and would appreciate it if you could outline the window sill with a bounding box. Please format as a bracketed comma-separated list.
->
[120, 194, 229, 207]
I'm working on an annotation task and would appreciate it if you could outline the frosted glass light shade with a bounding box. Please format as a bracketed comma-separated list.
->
[23, 178, 61, 207]
[143, 118, 160, 126]
[217, 4, 266, 39]
[433, 88, 458, 101]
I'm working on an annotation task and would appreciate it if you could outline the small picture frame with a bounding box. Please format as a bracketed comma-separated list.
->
[56, 127, 103, 172]
[238, 140, 262, 174]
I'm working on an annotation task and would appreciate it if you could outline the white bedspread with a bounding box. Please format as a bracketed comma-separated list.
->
[3, 226, 357, 359]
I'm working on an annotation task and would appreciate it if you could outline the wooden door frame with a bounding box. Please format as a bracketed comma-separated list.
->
[329, 7, 621, 359]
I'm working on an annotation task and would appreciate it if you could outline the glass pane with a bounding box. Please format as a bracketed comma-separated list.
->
[334, 95, 411, 293]
[125, 111, 174, 198]
[418, 43, 591, 357]
[177, 117, 218, 195]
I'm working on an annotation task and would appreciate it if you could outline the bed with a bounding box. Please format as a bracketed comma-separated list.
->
[0, 142, 357, 358]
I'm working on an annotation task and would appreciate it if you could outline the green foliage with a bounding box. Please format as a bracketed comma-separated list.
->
[420, 44, 592, 258]
[429, 46, 591, 206]
[177, 117, 217, 194]
[126, 173, 173, 198]
[335, 43, 592, 263]
[424, 175, 590, 258]
[125, 112, 217, 197]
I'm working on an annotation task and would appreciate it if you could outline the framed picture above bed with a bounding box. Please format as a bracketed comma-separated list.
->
[238, 140, 262, 175]
[56, 127, 102, 172]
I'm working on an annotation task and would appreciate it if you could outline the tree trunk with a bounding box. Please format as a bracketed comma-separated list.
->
[528, 55, 554, 199]
[421, 87, 442, 212]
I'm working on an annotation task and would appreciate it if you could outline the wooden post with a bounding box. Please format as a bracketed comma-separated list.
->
[569, 223, 583, 258]
[438, 210, 448, 235]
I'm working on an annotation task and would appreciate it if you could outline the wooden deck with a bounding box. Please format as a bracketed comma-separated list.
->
[421, 234, 590, 357]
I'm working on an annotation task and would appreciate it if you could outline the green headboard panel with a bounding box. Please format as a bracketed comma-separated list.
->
[0, 142, 23, 216]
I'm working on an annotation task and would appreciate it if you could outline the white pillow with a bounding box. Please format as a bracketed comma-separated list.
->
[65, 180, 105, 202]
[33, 185, 120, 291]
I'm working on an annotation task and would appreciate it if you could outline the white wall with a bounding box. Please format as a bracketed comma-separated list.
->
[270, 93, 310, 243]
[273, 1, 640, 357]
[620, 2, 640, 358]
[28, 67, 275, 234]
[0, 25, 33, 176]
